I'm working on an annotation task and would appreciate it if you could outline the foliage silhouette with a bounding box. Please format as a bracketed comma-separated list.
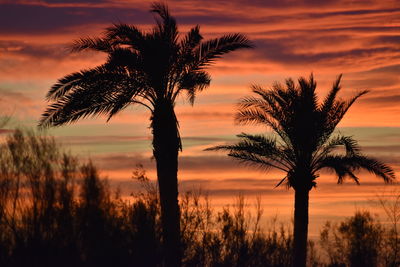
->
[374, 190, 400, 266]
[0, 129, 162, 267]
[38, 3, 252, 265]
[2, 129, 400, 266]
[320, 211, 384, 267]
[0, 129, 296, 267]
[207, 74, 396, 267]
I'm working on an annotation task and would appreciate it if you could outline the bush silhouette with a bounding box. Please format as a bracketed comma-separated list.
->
[320, 211, 384, 267]
[1, 129, 398, 267]
[0, 129, 294, 267]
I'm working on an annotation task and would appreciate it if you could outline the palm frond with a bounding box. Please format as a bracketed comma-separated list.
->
[253, 85, 293, 126]
[175, 25, 202, 78]
[312, 135, 361, 168]
[235, 108, 277, 130]
[104, 23, 145, 50]
[298, 74, 318, 112]
[150, 2, 178, 42]
[318, 155, 395, 184]
[150, 2, 171, 21]
[317, 155, 360, 184]
[40, 70, 146, 127]
[324, 90, 369, 135]
[239, 84, 300, 151]
[275, 175, 288, 188]
[349, 155, 395, 183]
[319, 74, 342, 115]
[176, 71, 211, 104]
[40, 93, 116, 127]
[106, 84, 147, 121]
[70, 37, 112, 53]
[236, 86, 288, 127]
[105, 48, 144, 72]
[180, 25, 202, 53]
[46, 66, 115, 101]
[195, 33, 253, 67]
[340, 136, 360, 156]
[206, 133, 290, 172]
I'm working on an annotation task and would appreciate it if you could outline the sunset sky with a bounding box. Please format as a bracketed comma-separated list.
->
[0, 0, 399, 237]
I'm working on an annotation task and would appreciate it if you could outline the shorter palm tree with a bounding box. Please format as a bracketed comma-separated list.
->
[208, 74, 395, 267]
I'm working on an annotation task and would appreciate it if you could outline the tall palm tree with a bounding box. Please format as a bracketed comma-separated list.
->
[39, 3, 252, 266]
[208, 74, 395, 267]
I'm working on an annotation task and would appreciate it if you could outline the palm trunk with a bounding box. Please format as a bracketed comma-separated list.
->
[152, 99, 181, 267]
[293, 188, 309, 267]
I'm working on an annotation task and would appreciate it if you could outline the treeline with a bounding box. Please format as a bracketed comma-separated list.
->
[0, 129, 398, 267]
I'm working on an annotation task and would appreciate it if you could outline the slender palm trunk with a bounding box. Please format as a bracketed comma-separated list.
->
[293, 188, 310, 267]
[152, 99, 181, 267]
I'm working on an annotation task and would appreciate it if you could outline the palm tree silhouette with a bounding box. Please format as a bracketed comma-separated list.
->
[39, 3, 252, 266]
[208, 74, 395, 267]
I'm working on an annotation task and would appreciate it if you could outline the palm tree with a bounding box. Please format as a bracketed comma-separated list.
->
[208, 74, 395, 267]
[39, 3, 252, 266]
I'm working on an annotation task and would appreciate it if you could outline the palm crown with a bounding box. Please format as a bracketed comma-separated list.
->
[39, 3, 252, 130]
[210, 74, 395, 190]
